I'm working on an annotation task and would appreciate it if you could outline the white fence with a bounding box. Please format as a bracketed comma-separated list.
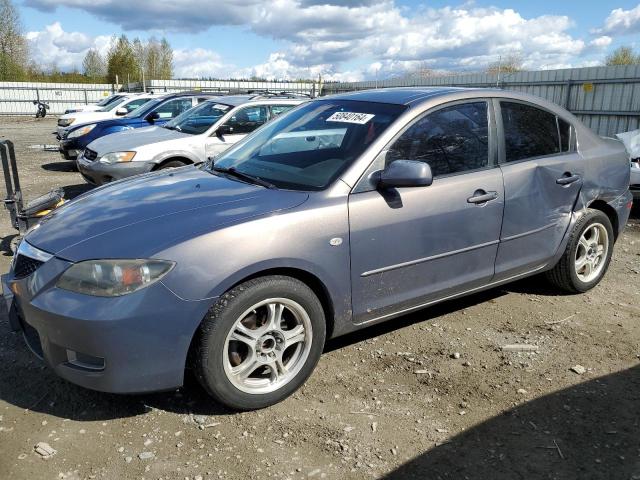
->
[0, 81, 115, 116]
[0, 79, 321, 116]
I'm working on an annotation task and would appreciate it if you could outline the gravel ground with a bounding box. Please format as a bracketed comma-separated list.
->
[0, 117, 639, 480]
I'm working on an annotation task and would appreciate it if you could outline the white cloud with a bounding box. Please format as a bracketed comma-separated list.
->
[22, 1, 622, 80]
[590, 36, 612, 48]
[25, 22, 112, 71]
[173, 48, 234, 78]
[596, 4, 640, 36]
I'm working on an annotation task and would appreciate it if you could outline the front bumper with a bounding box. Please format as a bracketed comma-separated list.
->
[2, 251, 212, 394]
[59, 138, 83, 160]
[77, 154, 153, 186]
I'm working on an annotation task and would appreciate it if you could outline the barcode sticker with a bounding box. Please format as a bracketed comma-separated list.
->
[326, 112, 375, 124]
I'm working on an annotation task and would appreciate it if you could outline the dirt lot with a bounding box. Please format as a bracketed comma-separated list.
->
[0, 117, 639, 480]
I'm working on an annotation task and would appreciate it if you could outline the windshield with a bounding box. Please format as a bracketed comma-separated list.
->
[99, 96, 129, 112]
[164, 101, 231, 135]
[96, 95, 122, 107]
[210, 100, 406, 191]
[124, 98, 163, 118]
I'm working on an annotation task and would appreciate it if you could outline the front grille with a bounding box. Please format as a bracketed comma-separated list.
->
[13, 254, 44, 279]
[84, 148, 98, 161]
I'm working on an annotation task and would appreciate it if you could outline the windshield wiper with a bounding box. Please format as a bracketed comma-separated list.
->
[212, 166, 275, 189]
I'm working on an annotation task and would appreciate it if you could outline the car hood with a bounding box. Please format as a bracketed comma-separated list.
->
[88, 126, 190, 154]
[26, 166, 309, 261]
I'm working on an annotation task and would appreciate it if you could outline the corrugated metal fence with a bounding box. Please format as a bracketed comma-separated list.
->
[323, 65, 640, 137]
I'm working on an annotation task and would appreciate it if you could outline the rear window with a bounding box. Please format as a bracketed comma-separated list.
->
[501, 102, 572, 162]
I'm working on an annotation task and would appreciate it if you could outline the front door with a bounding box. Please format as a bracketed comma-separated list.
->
[349, 100, 505, 324]
[494, 100, 584, 278]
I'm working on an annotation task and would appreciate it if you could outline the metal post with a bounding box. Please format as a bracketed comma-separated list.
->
[84, 89, 88, 105]
[563, 79, 573, 110]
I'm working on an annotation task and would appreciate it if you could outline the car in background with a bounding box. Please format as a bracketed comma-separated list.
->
[57, 94, 160, 137]
[58, 92, 221, 160]
[3, 88, 632, 410]
[77, 94, 305, 185]
[631, 160, 640, 199]
[63, 93, 133, 114]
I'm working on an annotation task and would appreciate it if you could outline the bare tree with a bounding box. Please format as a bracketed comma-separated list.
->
[159, 37, 173, 80]
[487, 53, 523, 75]
[605, 46, 640, 66]
[0, 0, 28, 80]
[82, 48, 106, 79]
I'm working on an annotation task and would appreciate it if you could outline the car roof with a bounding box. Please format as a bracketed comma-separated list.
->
[324, 87, 496, 106]
[203, 95, 307, 107]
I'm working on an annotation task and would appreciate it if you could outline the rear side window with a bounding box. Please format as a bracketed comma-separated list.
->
[270, 105, 295, 117]
[386, 101, 489, 177]
[222, 105, 269, 134]
[501, 102, 571, 162]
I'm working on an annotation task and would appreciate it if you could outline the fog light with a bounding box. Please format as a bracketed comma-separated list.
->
[66, 349, 105, 371]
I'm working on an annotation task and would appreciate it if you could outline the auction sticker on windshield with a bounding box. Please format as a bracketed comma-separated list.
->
[327, 112, 375, 124]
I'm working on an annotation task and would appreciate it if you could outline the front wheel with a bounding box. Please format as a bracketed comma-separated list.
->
[193, 276, 326, 410]
[546, 208, 614, 293]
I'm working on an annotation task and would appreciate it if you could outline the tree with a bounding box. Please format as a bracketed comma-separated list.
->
[106, 34, 139, 84]
[605, 46, 640, 66]
[82, 48, 106, 79]
[159, 37, 173, 80]
[487, 53, 523, 75]
[0, 0, 28, 80]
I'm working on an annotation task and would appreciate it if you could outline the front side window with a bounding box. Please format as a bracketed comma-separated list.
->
[155, 98, 195, 119]
[210, 100, 406, 190]
[164, 101, 231, 135]
[501, 102, 568, 162]
[221, 106, 269, 134]
[122, 98, 151, 113]
[386, 101, 489, 177]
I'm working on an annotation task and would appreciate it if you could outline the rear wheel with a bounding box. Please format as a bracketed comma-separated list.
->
[546, 208, 614, 293]
[193, 276, 325, 410]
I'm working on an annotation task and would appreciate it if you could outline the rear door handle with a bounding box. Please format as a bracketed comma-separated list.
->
[556, 173, 581, 185]
[467, 190, 498, 204]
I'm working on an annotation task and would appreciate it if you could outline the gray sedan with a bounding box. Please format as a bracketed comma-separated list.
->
[2, 87, 632, 410]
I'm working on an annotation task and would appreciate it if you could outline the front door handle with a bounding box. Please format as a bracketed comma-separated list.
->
[467, 190, 498, 204]
[556, 173, 581, 185]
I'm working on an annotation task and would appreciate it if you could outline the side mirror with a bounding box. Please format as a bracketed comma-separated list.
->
[115, 107, 128, 116]
[145, 111, 160, 123]
[216, 124, 234, 138]
[375, 160, 433, 188]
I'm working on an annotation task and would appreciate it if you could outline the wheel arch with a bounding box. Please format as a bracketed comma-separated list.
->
[152, 155, 196, 170]
[586, 199, 619, 241]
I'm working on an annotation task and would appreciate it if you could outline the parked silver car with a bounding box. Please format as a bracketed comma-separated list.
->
[2, 87, 632, 410]
[77, 95, 306, 185]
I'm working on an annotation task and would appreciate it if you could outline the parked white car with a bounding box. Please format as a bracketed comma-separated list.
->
[78, 94, 306, 185]
[63, 94, 133, 114]
[57, 94, 160, 137]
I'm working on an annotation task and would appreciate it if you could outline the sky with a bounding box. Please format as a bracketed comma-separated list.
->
[17, 0, 640, 81]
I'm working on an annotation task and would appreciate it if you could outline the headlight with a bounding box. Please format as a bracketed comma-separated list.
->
[58, 118, 74, 127]
[67, 124, 96, 139]
[56, 259, 175, 297]
[98, 151, 137, 164]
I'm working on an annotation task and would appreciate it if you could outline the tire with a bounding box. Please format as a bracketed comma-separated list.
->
[158, 160, 186, 170]
[193, 275, 326, 410]
[546, 208, 614, 293]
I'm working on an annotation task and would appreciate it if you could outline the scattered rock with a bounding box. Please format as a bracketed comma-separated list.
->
[371, 422, 378, 433]
[501, 344, 539, 352]
[451, 352, 461, 359]
[125, 456, 132, 463]
[138, 451, 155, 460]
[34, 442, 56, 459]
[517, 388, 528, 394]
[570, 365, 587, 375]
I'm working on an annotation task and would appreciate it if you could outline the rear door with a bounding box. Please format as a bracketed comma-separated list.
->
[349, 100, 505, 324]
[494, 99, 583, 279]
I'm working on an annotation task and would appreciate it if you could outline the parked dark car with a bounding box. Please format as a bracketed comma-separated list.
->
[58, 92, 221, 160]
[3, 88, 632, 410]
